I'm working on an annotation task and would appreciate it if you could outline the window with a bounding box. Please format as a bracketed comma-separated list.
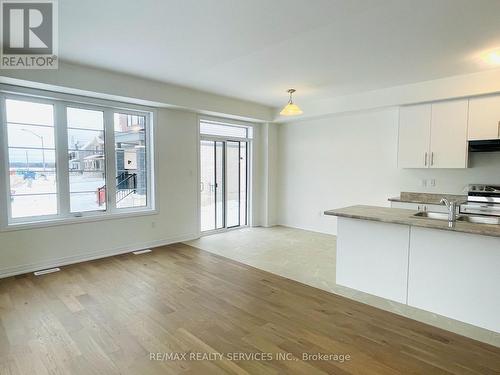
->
[200, 120, 252, 139]
[126, 114, 145, 128]
[1, 91, 155, 228]
[67, 107, 106, 213]
[114, 112, 147, 208]
[6, 99, 57, 219]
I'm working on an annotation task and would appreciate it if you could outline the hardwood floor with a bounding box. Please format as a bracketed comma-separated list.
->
[0, 243, 498, 374]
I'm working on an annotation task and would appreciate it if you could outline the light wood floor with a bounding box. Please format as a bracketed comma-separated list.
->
[0, 243, 498, 374]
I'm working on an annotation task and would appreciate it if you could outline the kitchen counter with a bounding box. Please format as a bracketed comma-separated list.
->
[324, 205, 500, 238]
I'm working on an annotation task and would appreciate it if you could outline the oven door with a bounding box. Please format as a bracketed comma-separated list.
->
[460, 202, 500, 217]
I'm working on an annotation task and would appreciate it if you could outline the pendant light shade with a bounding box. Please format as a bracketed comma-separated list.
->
[280, 89, 303, 116]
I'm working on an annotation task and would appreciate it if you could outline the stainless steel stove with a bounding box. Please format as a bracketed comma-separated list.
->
[460, 184, 500, 217]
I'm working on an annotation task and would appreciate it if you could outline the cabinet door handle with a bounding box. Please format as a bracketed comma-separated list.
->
[424, 152, 428, 167]
[497, 121, 500, 138]
[430, 152, 434, 166]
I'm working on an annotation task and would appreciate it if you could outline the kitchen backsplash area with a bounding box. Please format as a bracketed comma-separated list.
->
[399, 151, 500, 195]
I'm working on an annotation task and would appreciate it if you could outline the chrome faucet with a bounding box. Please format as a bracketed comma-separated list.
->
[440, 198, 457, 226]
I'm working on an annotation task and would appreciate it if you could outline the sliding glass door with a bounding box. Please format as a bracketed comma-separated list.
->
[226, 141, 248, 228]
[200, 140, 224, 232]
[200, 139, 248, 232]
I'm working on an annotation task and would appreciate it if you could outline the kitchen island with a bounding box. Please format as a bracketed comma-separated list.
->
[325, 205, 500, 333]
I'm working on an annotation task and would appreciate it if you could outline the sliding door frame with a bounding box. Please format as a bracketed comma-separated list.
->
[198, 130, 252, 236]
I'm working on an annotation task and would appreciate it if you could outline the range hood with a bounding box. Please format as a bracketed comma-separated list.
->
[469, 139, 500, 152]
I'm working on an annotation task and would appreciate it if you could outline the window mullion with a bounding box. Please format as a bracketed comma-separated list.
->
[104, 109, 117, 213]
[146, 113, 154, 209]
[0, 96, 8, 228]
[55, 102, 70, 217]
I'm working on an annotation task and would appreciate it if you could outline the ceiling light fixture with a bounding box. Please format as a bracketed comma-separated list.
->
[280, 88, 303, 116]
[480, 48, 500, 65]
[486, 50, 500, 64]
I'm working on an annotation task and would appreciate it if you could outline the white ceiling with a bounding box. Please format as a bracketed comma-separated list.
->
[60, 0, 500, 107]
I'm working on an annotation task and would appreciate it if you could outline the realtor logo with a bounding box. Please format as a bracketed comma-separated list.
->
[0, 0, 58, 69]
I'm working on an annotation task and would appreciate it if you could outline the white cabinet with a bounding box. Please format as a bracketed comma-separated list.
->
[408, 227, 500, 333]
[430, 100, 469, 168]
[468, 95, 500, 140]
[335, 216, 500, 332]
[398, 104, 431, 168]
[398, 100, 468, 169]
[336, 218, 410, 303]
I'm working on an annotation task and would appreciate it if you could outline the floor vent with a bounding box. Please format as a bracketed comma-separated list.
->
[133, 249, 152, 255]
[34, 268, 61, 276]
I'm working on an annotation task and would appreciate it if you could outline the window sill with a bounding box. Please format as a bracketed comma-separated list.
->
[1, 209, 158, 232]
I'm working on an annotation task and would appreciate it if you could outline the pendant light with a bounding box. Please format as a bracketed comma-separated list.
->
[280, 89, 303, 116]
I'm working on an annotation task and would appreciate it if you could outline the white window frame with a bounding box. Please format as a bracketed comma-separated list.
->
[0, 86, 157, 231]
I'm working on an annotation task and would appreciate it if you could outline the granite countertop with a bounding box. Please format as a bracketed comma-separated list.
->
[388, 192, 467, 205]
[324, 205, 500, 238]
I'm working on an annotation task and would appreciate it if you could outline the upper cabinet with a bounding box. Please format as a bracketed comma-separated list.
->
[430, 100, 469, 168]
[398, 100, 468, 169]
[468, 96, 500, 140]
[398, 104, 431, 168]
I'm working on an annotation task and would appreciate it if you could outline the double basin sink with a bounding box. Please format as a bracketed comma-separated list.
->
[413, 211, 500, 225]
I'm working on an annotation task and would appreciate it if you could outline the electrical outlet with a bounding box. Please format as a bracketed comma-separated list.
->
[151, 221, 156, 228]
[430, 179, 436, 187]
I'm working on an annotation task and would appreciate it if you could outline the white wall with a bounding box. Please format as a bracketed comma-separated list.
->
[267, 124, 279, 226]
[277, 108, 500, 235]
[258, 123, 279, 227]
[0, 108, 200, 277]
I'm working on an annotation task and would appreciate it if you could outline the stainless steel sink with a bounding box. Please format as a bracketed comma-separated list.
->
[413, 211, 500, 225]
[457, 215, 500, 225]
[413, 211, 450, 220]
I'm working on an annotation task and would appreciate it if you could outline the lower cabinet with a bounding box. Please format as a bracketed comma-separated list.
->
[408, 227, 500, 333]
[336, 218, 410, 304]
[336, 218, 500, 333]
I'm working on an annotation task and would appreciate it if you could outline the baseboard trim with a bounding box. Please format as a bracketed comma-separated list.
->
[0, 233, 200, 279]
